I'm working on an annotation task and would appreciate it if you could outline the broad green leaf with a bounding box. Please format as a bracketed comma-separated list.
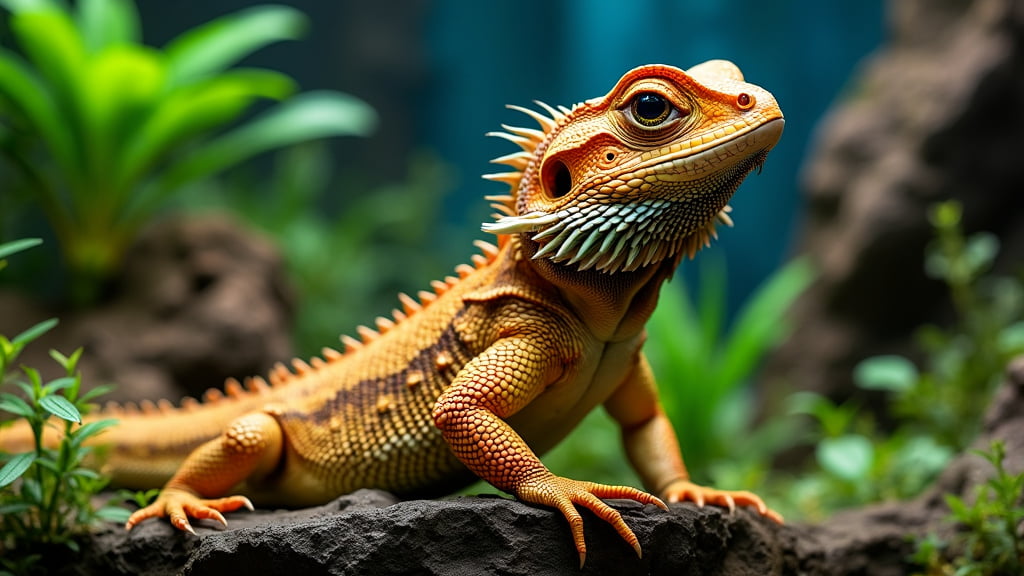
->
[0, 0, 60, 13]
[79, 383, 115, 403]
[39, 394, 81, 422]
[0, 393, 34, 418]
[10, 10, 87, 114]
[0, 502, 33, 515]
[720, 257, 814, 387]
[0, 452, 34, 488]
[77, 45, 165, 192]
[164, 4, 307, 86]
[117, 68, 296, 191]
[853, 355, 918, 392]
[70, 419, 118, 448]
[94, 505, 131, 523]
[0, 49, 78, 176]
[42, 376, 77, 394]
[75, 0, 140, 53]
[160, 90, 376, 192]
[817, 434, 874, 482]
[0, 237, 41, 260]
[12, 317, 58, 346]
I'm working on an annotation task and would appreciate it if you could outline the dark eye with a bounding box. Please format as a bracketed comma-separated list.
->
[631, 92, 672, 127]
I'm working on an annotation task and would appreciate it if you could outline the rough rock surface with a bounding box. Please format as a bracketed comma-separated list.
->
[764, 0, 1024, 400]
[47, 359, 1023, 575]
[0, 215, 294, 402]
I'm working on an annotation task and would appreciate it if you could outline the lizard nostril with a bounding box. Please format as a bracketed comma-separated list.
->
[544, 160, 573, 198]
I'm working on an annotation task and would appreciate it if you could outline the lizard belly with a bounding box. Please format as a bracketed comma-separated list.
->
[508, 334, 643, 457]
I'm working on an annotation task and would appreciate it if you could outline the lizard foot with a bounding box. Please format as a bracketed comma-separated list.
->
[124, 488, 254, 534]
[661, 479, 784, 524]
[516, 473, 668, 567]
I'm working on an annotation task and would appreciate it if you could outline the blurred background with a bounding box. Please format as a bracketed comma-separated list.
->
[3, 0, 1022, 532]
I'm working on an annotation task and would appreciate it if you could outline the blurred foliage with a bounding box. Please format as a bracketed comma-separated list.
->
[776, 201, 1024, 520]
[0, 0, 376, 304]
[912, 441, 1024, 576]
[173, 143, 459, 357]
[0, 239, 125, 576]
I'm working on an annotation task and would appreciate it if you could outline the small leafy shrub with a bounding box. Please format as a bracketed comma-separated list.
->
[785, 201, 1024, 518]
[912, 441, 1024, 576]
[0, 0, 376, 303]
[0, 239, 126, 574]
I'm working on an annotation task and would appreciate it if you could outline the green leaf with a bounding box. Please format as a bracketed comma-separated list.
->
[0, 49, 79, 177]
[12, 317, 58, 346]
[94, 505, 131, 523]
[70, 419, 118, 447]
[42, 376, 77, 395]
[719, 257, 815, 387]
[853, 355, 919, 392]
[160, 91, 376, 192]
[75, 0, 140, 53]
[0, 393, 34, 418]
[0, 0, 61, 13]
[0, 452, 34, 487]
[117, 68, 296, 192]
[10, 9, 87, 114]
[817, 434, 874, 482]
[79, 383, 115, 403]
[0, 238, 42, 260]
[164, 4, 307, 86]
[39, 394, 81, 422]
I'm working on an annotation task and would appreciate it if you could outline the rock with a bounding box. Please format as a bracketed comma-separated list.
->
[0, 214, 295, 403]
[764, 0, 1024, 402]
[54, 356, 1023, 575]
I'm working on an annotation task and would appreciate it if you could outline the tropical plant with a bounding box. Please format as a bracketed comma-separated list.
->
[0, 238, 126, 575]
[645, 255, 814, 480]
[0, 0, 376, 303]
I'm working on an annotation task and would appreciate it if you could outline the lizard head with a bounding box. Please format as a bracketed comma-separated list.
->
[482, 61, 784, 273]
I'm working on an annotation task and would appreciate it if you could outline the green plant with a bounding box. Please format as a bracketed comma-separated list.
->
[0, 239, 126, 574]
[0, 0, 376, 304]
[784, 200, 1024, 519]
[645, 255, 814, 480]
[912, 441, 1024, 576]
[173, 144, 458, 357]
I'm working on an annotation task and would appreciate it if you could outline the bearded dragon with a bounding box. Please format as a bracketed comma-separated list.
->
[0, 60, 784, 566]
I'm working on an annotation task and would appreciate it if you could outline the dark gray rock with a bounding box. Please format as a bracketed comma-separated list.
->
[765, 0, 1024, 403]
[59, 356, 1024, 575]
[0, 214, 295, 403]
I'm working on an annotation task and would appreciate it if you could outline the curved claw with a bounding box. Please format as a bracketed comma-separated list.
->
[516, 474, 665, 566]
[125, 489, 254, 533]
[661, 479, 783, 524]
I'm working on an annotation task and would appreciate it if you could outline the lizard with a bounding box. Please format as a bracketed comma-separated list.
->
[0, 60, 785, 566]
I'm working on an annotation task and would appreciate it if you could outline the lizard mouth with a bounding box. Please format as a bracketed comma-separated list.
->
[483, 118, 782, 273]
[525, 149, 769, 272]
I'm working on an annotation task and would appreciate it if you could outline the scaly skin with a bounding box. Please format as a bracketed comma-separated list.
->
[0, 60, 784, 566]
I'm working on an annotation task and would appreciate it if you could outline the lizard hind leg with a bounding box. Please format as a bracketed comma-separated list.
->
[125, 411, 284, 534]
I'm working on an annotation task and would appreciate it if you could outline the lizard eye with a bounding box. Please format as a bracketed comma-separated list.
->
[631, 92, 673, 127]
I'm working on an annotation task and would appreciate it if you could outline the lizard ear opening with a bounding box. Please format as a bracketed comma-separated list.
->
[543, 160, 572, 199]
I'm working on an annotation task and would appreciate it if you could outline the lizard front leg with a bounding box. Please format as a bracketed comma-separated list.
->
[605, 352, 782, 523]
[125, 411, 283, 533]
[432, 335, 666, 567]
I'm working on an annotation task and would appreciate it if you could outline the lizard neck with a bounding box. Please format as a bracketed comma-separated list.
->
[520, 234, 677, 342]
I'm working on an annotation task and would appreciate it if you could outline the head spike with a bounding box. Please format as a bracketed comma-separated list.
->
[203, 389, 224, 403]
[398, 292, 422, 315]
[471, 254, 488, 268]
[375, 316, 396, 333]
[291, 358, 312, 374]
[322, 347, 343, 362]
[391, 309, 407, 322]
[490, 151, 531, 170]
[157, 398, 175, 414]
[508, 103, 557, 130]
[418, 290, 438, 304]
[474, 239, 500, 258]
[310, 356, 326, 369]
[430, 280, 449, 294]
[225, 378, 245, 398]
[341, 334, 363, 353]
[246, 376, 271, 393]
[455, 263, 475, 278]
[139, 399, 158, 414]
[180, 396, 200, 411]
[486, 130, 535, 152]
[356, 325, 379, 342]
